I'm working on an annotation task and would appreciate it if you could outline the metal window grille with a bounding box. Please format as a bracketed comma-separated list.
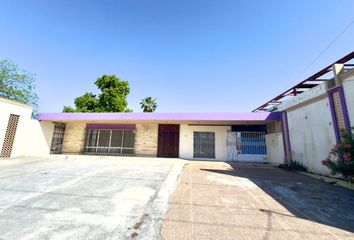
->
[50, 123, 66, 154]
[0, 114, 20, 158]
[227, 131, 267, 162]
[84, 129, 135, 155]
[235, 132, 266, 155]
[193, 132, 215, 158]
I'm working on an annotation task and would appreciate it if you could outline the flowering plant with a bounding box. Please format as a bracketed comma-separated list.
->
[322, 128, 354, 182]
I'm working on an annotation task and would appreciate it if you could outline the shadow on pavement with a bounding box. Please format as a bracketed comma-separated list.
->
[201, 163, 354, 233]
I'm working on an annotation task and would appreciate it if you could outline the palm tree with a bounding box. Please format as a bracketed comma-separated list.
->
[140, 97, 158, 112]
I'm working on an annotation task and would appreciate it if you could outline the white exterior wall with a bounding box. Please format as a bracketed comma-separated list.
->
[11, 120, 54, 157]
[266, 133, 284, 165]
[179, 124, 231, 161]
[342, 74, 354, 128]
[0, 98, 32, 156]
[287, 98, 335, 175]
[0, 98, 54, 157]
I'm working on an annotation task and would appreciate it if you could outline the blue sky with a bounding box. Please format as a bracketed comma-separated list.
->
[1, 0, 353, 113]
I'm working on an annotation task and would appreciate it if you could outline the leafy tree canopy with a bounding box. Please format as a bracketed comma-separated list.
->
[0, 59, 39, 117]
[63, 74, 132, 112]
[140, 97, 158, 112]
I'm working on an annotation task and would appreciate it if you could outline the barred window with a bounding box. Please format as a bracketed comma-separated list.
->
[50, 123, 65, 154]
[84, 129, 135, 155]
[193, 132, 215, 158]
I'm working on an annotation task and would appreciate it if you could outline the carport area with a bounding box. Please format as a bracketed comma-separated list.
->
[1, 157, 354, 240]
[161, 162, 354, 240]
[0, 156, 185, 239]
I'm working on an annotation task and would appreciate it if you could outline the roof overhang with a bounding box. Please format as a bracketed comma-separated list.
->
[37, 112, 281, 123]
[253, 51, 354, 112]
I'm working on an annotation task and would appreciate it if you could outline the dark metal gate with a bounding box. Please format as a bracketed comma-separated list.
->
[50, 123, 66, 154]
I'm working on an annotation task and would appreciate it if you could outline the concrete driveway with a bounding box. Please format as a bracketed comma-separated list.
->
[161, 161, 354, 240]
[0, 155, 185, 240]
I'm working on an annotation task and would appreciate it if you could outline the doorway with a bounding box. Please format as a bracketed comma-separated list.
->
[50, 123, 66, 154]
[157, 124, 179, 158]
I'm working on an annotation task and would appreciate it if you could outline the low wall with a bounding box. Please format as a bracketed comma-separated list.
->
[265, 133, 284, 165]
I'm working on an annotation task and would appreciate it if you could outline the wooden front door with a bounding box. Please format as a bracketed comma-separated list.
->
[157, 124, 179, 158]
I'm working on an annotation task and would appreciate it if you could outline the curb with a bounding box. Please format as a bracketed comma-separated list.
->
[299, 171, 354, 190]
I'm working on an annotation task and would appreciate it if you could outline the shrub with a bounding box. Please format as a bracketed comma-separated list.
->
[322, 128, 354, 182]
[278, 160, 307, 172]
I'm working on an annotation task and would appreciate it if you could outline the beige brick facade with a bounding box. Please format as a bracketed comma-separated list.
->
[61, 123, 158, 156]
[62, 123, 86, 154]
[134, 123, 158, 156]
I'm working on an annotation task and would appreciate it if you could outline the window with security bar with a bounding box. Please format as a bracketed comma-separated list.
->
[193, 132, 215, 158]
[50, 123, 66, 154]
[84, 129, 135, 155]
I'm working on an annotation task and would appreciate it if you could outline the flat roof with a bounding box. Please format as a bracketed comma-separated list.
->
[0, 97, 33, 109]
[37, 112, 281, 122]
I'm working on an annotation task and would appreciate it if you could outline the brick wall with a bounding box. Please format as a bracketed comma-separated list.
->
[62, 123, 86, 154]
[61, 122, 158, 156]
[135, 123, 158, 156]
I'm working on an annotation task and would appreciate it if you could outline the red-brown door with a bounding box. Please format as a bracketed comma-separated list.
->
[157, 124, 179, 158]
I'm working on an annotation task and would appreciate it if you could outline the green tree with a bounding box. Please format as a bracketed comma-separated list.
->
[0, 59, 39, 117]
[74, 92, 99, 112]
[140, 97, 158, 112]
[63, 74, 131, 112]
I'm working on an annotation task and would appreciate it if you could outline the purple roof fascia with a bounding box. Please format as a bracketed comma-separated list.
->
[86, 123, 136, 130]
[37, 112, 281, 122]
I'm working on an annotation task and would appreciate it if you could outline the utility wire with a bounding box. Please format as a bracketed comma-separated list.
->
[285, 18, 354, 88]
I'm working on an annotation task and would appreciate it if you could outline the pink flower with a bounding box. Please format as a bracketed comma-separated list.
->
[345, 144, 351, 149]
[322, 159, 329, 166]
[343, 153, 351, 162]
[335, 144, 342, 150]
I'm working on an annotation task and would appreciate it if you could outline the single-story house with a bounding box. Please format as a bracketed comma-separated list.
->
[1, 51, 354, 176]
[36, 112, 281, 162]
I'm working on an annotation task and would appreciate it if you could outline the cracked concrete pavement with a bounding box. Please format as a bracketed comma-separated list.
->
[160, 161, 354, 240]
[0, 155, 185, 240]
[1, 157, 354, 240]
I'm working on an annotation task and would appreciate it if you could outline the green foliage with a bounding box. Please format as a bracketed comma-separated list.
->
[62, 106, 76, 113]
[140, 97, 158, 112]
[323, 128, 354, 181]
[74, 92, 99, 112]
[0, 59, 39, 117]
[278, 160, 307, 172]
[63, 75, 131, 113]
